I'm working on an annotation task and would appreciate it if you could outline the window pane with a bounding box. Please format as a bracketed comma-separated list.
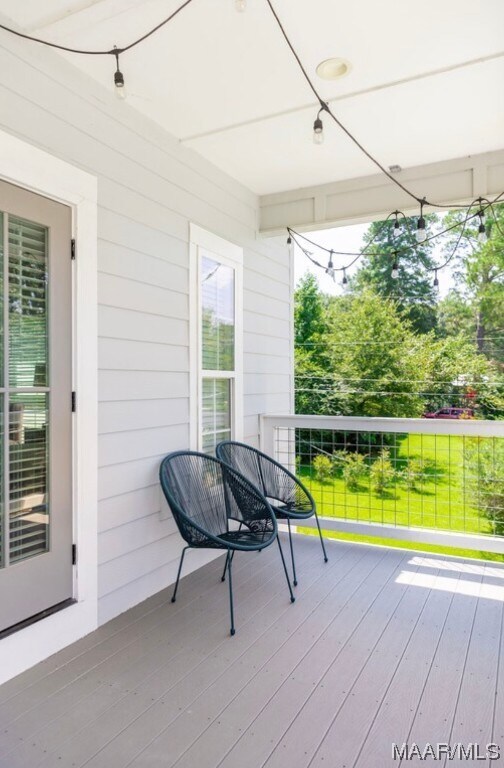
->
[202, 378, 231, 454]
[9, 394, 49, 563]
[8, 216, 48, 388]
[201, 256, 234, 371]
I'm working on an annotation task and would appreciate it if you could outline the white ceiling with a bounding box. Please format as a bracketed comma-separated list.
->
[1, 0, 503, 194]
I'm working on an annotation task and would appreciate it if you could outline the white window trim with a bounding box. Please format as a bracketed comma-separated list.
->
[189, 224, 243, 452]
[0, 130, 98, 685]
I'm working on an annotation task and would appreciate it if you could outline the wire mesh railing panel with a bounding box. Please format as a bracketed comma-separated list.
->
[273, 426, 504, 538]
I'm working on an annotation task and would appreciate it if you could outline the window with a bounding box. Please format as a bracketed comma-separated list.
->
[190, 226, 243, 454]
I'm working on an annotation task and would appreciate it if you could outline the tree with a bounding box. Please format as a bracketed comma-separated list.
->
[294, 274, 336, 415]
[352, 214, 439, 334]
[294, 286, 504, 418]
[440, 203, 504, 362]
[294, 273, 326, 350]
[301, 290, 426, 417]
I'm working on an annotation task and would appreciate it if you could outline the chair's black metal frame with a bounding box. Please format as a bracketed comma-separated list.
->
[159, 451, 295, 636]
[216, 441, 328, 586]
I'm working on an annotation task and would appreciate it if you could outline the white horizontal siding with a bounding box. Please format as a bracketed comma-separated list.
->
[99, 371, 189, 402]
[99, 399, 189, 435]
[0, 29, 292, 624]
[99, 485, 162, 533]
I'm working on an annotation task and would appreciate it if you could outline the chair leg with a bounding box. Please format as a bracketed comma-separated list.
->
[227, 549, 236, 636]
[221, 551, 230, 582]
[276, 536, 295, 604]
[221, 549, 235, 582]
[286, 518, 298, 586]
[314, 511, 329, 563]
[171, 546, 189, 603]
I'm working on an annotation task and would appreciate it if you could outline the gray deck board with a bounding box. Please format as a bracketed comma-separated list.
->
[0, 536, 503, 768]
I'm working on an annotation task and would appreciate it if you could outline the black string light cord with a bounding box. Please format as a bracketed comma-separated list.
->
[264, 0, 503, 213]
[288, 198, 494, 257]
[0, 0, 195, 56]
[288, 197, 501, 277]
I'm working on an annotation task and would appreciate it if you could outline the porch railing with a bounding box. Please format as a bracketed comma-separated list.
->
[260, 414, 504, 555]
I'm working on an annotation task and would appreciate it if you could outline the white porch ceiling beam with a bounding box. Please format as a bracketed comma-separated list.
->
[259, 149, 504, 235]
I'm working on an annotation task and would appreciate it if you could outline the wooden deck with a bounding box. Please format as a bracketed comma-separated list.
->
[1, 534, 503, 768]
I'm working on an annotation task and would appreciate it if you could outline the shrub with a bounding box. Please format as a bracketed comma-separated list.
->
[401, 458, 425, 491]
[342, 452, 368, 491]
[312, 454, 332, 483]
[370, 448, 396, 494]
[331, 450, 348, 475]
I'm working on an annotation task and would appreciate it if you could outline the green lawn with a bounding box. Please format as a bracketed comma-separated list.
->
[298, 433, 504, 563]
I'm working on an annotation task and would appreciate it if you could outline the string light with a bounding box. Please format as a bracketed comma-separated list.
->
[326, 251, 335, 281]
[113, 48, 126, 100]
[477, 210, 488, 243]
[287, 234, 292, 245]
[393, 212, 401, 239]
[416, 201, 427, 243]
[391, 253, 399, 280]
[433, 269, 439, 288]
[342, 268, 348, 286]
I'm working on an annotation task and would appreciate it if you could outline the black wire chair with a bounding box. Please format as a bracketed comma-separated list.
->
[159, 451, 295, 636]
[216, 441, 328, 587]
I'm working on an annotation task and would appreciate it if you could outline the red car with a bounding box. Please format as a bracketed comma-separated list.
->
[422, 407, 475, 419]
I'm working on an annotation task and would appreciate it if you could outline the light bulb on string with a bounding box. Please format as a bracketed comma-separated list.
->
[235, 0, 246, 10]
[416, 201, 427, 243]
[113, 47, 126, 100]
[313, 116, 324, 145]
[477, 211, 488, 244]
[326, 251, 335, 281]
[433, 269, 439, 289]
[287, 233, 292, 245]
[391, 253, 399, 280]
[313, 102, 328, 145]
[393, 212, 401, 238]
[342, 268, 348, 286]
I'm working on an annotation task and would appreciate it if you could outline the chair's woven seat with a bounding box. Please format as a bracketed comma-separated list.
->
[217, 529, 273, 547]
[269, 501, 314, 519]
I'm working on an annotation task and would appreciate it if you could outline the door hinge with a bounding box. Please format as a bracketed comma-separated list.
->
[71, 238, 76, 260]
[72, 544, 77, 566]
[71, 391, 76, 412]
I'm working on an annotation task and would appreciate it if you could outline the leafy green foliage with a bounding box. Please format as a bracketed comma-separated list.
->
[342, 452, 368, 491]
[352, 214, 439, 333]
[312, 454, 332, 483]
[369, 448, 396, 494]
[400, 458, 425, 491]
[294, 205, 504, 419]
[440, 203, 504, 362]
[463, 438, 504, 536]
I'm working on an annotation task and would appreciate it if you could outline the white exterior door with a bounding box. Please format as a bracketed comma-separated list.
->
[0, 180, 73, 634]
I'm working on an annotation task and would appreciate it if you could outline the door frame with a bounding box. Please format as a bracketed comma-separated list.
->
[0, 130, 98, 684]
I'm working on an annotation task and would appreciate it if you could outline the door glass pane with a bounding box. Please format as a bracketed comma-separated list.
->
[201, 256, 235, 371]
[0, 213, 3, 567]
[202, 378, 231, 454]
[0, 395, 3, 569]
[0, 212, 4, 388]
[9, 393, 49, 563]
[8, 216, 48, 388]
